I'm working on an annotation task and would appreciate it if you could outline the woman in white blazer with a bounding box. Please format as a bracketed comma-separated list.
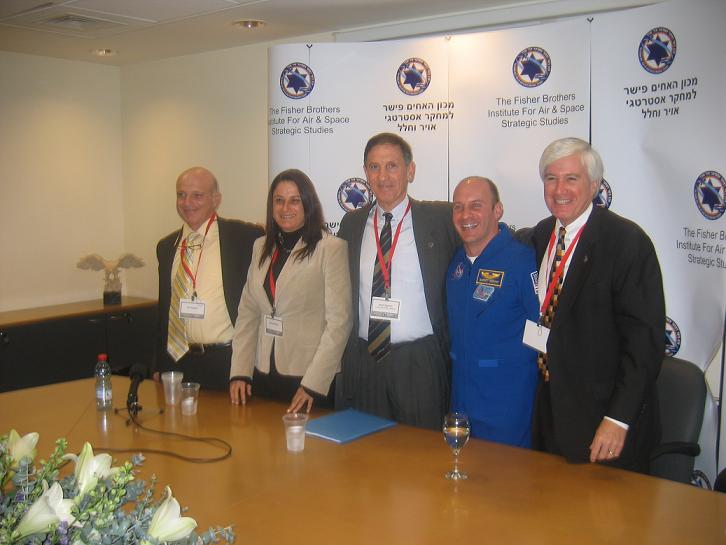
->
[229, 169, 352, 413]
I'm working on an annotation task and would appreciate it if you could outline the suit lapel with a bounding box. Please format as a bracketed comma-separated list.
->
[217, 218, 236, 320]
[162, 230, 182, 286]
[410, 199, 439, 320]
[553, 208, 601, 324]
[351, 204, 371, 297]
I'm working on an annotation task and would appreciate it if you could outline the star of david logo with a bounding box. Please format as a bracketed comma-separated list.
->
[593, 179, 612, 209]
[337, 178, 373, 211]
[664, 317, 681, 356]
[693, 171, 726, 220]
[638, 27, 676, 74]
[396, 58, 431, 96]
[512, 47, 551, 88]
[280, 62, 315, 99]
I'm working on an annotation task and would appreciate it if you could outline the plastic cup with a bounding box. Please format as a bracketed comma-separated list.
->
[282, 413, 309, 452]
[161, 371, 184, 406]
[180, 382, 200, 415]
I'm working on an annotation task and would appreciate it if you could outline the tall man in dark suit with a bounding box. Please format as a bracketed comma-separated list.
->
[155, 166, 263, 390]
[529, 137, 665, 472]
[337, 133, 458, 429]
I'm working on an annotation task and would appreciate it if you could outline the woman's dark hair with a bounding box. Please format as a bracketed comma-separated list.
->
[259, 168, 326, 266]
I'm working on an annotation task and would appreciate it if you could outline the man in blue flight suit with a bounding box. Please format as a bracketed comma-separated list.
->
[446, 177, 539, 447]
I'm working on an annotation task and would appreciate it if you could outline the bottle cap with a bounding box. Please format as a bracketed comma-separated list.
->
[98, 353, 108, 361]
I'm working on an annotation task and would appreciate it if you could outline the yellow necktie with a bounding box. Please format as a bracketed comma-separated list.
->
[167, 232, 200, 361]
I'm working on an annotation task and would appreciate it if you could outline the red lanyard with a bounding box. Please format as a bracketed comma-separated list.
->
[268, 247, 280, 304]
[373, 202, 411, 298]
[180, 213, 216, 293]
[539, 223, 585, 316]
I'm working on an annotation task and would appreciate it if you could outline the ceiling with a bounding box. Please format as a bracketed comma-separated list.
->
[0, 0, 538, 66]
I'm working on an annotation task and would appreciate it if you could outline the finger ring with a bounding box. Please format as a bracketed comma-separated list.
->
[608, 450, 614, 456]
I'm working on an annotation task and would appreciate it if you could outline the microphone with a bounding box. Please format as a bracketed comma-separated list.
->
[127, 363, 148, 417]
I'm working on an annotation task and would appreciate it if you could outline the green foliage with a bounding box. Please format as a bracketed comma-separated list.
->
[0, 432, 235, 545]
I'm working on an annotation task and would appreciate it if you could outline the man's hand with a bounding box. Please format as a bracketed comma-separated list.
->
[589, 418, 627, 463]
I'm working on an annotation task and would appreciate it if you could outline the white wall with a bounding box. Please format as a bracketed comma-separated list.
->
[120, 35, 331, 299]
[0, 52, 124, 311]
[0, 35, 331, 312]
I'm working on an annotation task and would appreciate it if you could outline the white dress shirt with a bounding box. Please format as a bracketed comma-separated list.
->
[171, 218, 234, 344]
[357, 196, 434, 342]
[536, 203, 627, 430]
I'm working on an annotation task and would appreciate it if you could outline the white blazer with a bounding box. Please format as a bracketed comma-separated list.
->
[230, 232, 352, 395]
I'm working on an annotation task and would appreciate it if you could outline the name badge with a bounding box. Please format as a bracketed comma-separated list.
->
[265, 315, 283, 337]
[523, 319, 549, 352]
[179, 299, 206, 319]
[370, 296, 401, 321]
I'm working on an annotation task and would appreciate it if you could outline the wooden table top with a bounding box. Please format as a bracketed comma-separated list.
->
[0, 297, 156, 328]
[1, 378, 724, 545]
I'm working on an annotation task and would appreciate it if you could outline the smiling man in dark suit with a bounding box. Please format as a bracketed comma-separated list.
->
[337, 133, 458, 430]
[154, 166, 263, 390]
[529, 137, 665, 472]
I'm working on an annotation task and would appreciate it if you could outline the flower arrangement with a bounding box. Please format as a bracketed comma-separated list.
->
[0, 430, 235, 545]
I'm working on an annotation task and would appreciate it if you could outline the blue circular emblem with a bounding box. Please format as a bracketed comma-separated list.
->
[396, 58, 431, 96]
[664, 316, 681, 357]
[280, 62, 315, 99]
[593, 178, 612, 210]
[693, 170, 725, 220]
[638, 27, 676, 74]
[512, 46, 551, 88]
[337, 178, 373, 212]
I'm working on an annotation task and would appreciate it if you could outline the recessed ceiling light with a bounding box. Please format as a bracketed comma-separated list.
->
[91, 48, 116, 57]
[232, 19, 265, 30]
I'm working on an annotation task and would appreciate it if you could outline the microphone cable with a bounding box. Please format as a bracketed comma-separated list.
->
[101, 405, 233, 464]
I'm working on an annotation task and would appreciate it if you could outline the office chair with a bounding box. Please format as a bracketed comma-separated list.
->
[649, 356, 707, 484]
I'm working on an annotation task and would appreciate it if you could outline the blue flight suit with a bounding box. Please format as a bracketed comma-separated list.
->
[446, 223, 539, 447]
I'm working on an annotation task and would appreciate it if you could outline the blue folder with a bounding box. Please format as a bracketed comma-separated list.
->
[305, 409, 396, 444]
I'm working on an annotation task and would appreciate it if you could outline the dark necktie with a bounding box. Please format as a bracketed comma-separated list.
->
[537, 226, 566, 382]
[368, 212, 393, 362]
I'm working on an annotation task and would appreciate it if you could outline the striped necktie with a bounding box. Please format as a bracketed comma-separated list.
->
[368, 212, 393, 362]
[537, 226, 566, 382]
[167, 231, 201, 361]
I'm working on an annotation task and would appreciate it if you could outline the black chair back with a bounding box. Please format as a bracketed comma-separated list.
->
[650, 356, 706, 483]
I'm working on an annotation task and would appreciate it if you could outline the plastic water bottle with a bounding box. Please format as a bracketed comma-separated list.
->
[95, 353, 112, 410]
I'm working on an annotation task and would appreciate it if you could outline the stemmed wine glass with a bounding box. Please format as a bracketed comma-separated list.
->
[442, 412, 470, 480]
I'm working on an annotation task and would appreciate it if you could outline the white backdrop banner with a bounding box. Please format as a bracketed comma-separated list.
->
[269, 39, 451, 234]
[591, 0, 726, 482]
[449, 19, 590, 229]
[268, 0, 726, 482]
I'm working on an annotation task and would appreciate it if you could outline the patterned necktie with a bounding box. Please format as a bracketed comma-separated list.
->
[167, 231, 201, 361]
[537, 226, 566, 382]
[368, 212, 393, 362]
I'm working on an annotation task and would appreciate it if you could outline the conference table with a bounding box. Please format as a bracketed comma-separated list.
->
[1, 378, 724, 544]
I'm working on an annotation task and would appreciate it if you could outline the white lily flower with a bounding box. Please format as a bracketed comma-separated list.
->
[146, 486, 197, 543]
[64, 442, 119, 502]
[15, 481, 75, 539]
[7, 429, 39, 465]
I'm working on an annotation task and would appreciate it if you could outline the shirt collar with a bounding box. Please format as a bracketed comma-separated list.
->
[555, 203, 592, 238]
[374, 195, 410, 224]
[181, 215, 218, 243]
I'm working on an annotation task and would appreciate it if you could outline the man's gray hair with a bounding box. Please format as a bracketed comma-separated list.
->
[539, 137, 604, 184]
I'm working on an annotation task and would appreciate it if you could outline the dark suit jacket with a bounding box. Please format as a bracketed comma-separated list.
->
[337, 198, 458, 397]
[531, 207, 665, 467]
[154, 217, 263, 371]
